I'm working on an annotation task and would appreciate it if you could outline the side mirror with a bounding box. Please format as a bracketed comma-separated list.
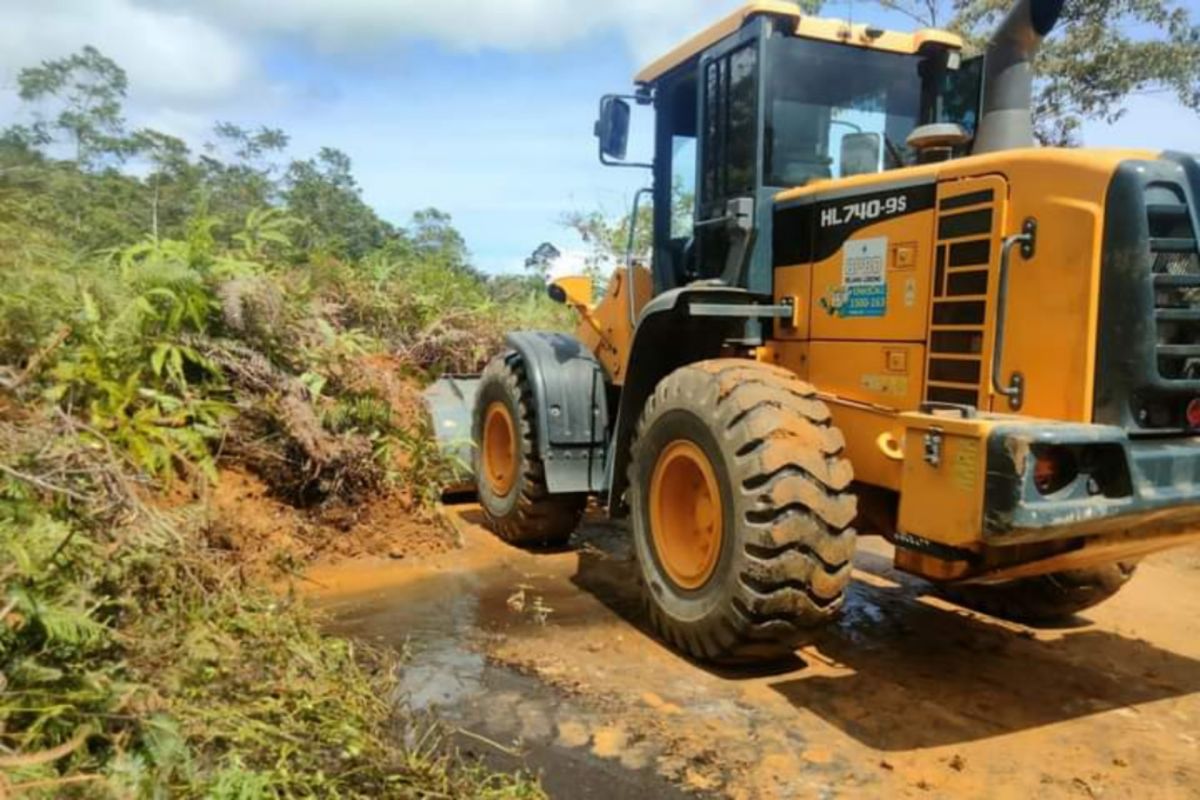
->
[548, 275, 594, 308]
[840, 132, 883, 177]
[595, 97, 631, 162]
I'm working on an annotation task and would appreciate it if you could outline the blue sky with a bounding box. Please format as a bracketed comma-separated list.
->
[3, 0, 1200, 274]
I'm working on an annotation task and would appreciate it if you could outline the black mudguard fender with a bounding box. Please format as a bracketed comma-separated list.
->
[504, 331, 609, 494]
[603, 286, 781, 513]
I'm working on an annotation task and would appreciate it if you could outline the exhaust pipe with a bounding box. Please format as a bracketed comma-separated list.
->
[972, 0, 1066, 154]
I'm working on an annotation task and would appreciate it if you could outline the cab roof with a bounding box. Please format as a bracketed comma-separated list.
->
[634, 0, 963, 85]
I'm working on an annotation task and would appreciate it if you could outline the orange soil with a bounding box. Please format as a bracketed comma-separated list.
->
[200, 467, 456, 577]
[313, 505, 1200, 800]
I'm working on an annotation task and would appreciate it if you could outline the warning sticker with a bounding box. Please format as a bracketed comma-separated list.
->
[843, 237, 887, 286]
[840, 237, 888, 318]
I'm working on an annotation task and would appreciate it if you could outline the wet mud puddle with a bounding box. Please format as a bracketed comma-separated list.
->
[315, 510, 1200, 800]
[320, 561, 694, 799]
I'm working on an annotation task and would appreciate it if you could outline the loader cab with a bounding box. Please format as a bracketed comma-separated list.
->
[598, 4, 981, 297]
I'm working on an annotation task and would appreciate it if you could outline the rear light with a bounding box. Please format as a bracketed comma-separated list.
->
[1033, 446, 1078, 495]
[1187, 398, 1200, 429]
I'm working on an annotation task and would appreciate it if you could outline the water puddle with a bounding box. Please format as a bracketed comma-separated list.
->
[320, 562, 694, 799]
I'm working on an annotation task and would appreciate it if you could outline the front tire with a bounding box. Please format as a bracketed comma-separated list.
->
[628, 360, 857, 662]
[937, 562, 1138, 623]
[473, 353, 585, 546]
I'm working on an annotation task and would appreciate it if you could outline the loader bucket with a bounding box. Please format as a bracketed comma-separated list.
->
[423, 375, 480, 493]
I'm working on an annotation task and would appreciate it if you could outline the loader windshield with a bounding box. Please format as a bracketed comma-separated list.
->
[764, 36, 976, 187]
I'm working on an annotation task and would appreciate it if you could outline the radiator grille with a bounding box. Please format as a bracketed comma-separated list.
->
[1149, 195, 1200, 380]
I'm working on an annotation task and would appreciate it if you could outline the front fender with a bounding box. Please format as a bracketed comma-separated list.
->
[505, 331, 609, 494]
[604, 286, 781, 512]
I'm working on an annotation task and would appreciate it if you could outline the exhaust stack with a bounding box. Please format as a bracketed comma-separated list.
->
[972, 0, 1066, 154]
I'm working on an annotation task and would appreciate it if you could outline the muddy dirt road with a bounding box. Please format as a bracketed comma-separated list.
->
[312, 505, 1200, 799]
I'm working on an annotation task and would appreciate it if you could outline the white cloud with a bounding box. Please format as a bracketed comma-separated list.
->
[0, 0, 254, 107]
[547, 249, 592, 280]
[156, 0, 737, 63]
[0, 0, 740, 138]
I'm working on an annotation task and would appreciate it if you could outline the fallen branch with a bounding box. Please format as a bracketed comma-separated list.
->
[0, 725, 91, 769]
[0, 462, 93, 504]
[455, 727, 523, 758]
[12, 325, 71, 390]
[5, 773, 102, 796]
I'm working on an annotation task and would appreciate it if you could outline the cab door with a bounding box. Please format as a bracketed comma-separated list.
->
[695, 35, 761, 285]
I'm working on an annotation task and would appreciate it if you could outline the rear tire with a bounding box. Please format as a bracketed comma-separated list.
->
[937, 562, 1138, 623]
[473, 352, 585, 546]
[628, 359, 857, 663]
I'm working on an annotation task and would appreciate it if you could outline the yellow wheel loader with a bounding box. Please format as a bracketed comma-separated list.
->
[427, 0, 1200, 662]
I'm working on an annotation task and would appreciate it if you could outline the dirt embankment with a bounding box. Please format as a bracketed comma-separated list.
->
[157, 359, 458, 578]
[189, 467, 456, 580]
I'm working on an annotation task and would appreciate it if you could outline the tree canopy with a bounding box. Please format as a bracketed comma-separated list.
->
[857, 0, 1200, 145]
[2, 48, 412, 263]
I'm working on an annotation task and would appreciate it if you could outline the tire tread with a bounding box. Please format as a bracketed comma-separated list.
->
[629, 358, 857, 662]
[476, 354, 584, 546]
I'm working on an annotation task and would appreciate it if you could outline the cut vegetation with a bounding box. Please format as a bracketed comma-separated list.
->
[0, 46, 564, 798]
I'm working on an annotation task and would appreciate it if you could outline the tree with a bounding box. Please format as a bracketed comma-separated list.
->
[854, 0, 1200, 145]
[284, 147, 395, 259]
[562, 205, 651, 276]
[199, 123, 291, 240]
[410, 208, 473, 275]
[210, 122, 290, 165]
[16, 46, 131, 168]
[560, 178, 695, 283]
[130, 129, 196, 241]
[1, 47, 478, 277]
[959, 0, 1200, 145]
[868, 0, 951, 26]
[524, 242, 561, 283]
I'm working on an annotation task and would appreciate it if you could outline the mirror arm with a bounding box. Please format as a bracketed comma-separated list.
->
[600, 152, 655, 170]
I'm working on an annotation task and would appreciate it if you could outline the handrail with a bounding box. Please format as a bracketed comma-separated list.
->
[625, 187, 653, 327]
[991, 218, 1037, 410]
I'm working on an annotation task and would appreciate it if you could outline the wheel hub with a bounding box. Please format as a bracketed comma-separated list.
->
[482, 401, 517, 496]
[649, 439, 724, 590]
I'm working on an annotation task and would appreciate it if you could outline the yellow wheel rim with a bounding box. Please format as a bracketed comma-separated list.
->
[482, 402, 518, 496]
[649, 440, 724, 591]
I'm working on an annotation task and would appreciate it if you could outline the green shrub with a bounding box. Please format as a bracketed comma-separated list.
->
[0, 208, 550, 797]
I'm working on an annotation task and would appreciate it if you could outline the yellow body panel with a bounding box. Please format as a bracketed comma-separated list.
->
[896, 413, 993, 547]
[825, 401, 907, 491]
[987, 159, 1117, 419]
[757, 148, 1163, 572]
[572, 266, 653, 385]
[758, 340, 809, 380]
[635, 1, 961, 84]
[771, 148, 1156, 429]
[815, 342, 926, 484]
[794, 17, 961, 55]
[764, 340, 925, 491]
[809, 210, 935, 342]
[551, 275, 594, 308]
